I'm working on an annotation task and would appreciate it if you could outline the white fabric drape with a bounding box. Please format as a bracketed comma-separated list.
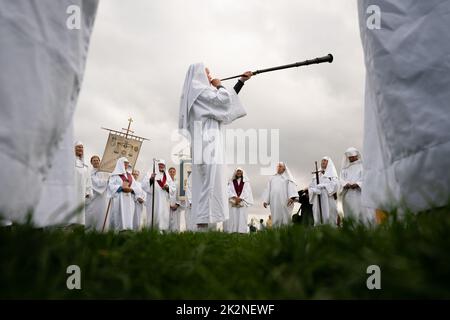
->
[358, 0, 450, 213]
[0, 1, 98, 223]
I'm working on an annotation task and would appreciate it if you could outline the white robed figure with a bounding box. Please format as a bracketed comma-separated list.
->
[107, 157, 136, 231]
[340, 148, 371, 224]
[184, 170, 195, 231]
[142, 160, 174, 231]
[178, 63, 251, 230]
[74, 141, 93, 225]
[168, 167, 182, 232]
[309, 157, 339, 226]
[224, 167, 254, 234]
[85, 155, 110, 231]
[262, 162, 298, 227]
[131, 169, 146, 231]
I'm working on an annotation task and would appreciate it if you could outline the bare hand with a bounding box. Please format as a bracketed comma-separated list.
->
[211, 78, 222, 88]
[240, 71, 253, 82]
[263, 202, 268, 208]
[138, 198, 144, 204]
[151, 173, 156, 179]
[287, 198, 294, 207]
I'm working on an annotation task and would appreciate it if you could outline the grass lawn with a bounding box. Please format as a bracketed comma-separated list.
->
[1, 206, 450, 299]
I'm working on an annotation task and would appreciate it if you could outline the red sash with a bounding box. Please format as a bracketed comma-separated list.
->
[157, 172, 167, 189]
[233, 179, 244, 197]
[119, 173, 133, 187]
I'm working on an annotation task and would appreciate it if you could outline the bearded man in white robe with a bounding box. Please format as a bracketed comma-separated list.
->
[74, 141, 92, 225]
[142, 160, 174, 231]
[131, 169, 146, 231]
[107, 157, 136, 231]
[85, 155, 110, 231]
[309, 157, 339, 226]
[168, 167, 182, 232]
[184, 169, 195, 231]
[262, 162, 298, 227]
[340, 147, 372, 224]
[178, 63, 252, 231]
[224, 167, 254, 234]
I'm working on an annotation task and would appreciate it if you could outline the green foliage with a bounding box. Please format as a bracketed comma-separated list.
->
[1, 206, 450, 299]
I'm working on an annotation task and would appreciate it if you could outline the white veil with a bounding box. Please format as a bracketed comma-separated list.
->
[178, 63, 210, 136]
[341, 147, 362, 170]
[322, 156, 338, 178]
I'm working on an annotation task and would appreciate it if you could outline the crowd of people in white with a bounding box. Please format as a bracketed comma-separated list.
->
[74, 139, 371, 233]
[1, 1, 449, 233]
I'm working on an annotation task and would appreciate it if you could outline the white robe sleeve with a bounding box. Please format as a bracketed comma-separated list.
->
[91, 172, 109, 195]
[203, 87, 232, 107]
[242, 182, 254, 207]
[85, 167, 93, 198]
[140, 184, 147, 202]
[186, 175, 192, 205]
[197, 87, 246, 124]
[355, 167, 363, 189]
[308, 178, 317, 204]
[339, 169, 349, 194]
[132, 180, 145, 202]
[324, 177, 339, 196]
[169, 180, 180, 205]
[141, 174, 153, 195]
[287, 181, 298, 199]
[107, 176, 122, 198]
[227, 181, 237, 199]
[262, 179, 271, 204]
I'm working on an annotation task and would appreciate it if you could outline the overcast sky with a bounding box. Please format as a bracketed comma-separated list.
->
[75, 0, 365, 216]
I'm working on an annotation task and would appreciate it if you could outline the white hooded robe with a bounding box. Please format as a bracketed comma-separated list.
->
[133, 179, 146, 231]
[169, 178, 182, 232]
[107, 157, 136, 231]
[309, 157, 339, 226]
[142, 160, 174, 231]
[224, 168, 254, 234]
[74, 143, 92, 225]
[340, 148, 372, 224]
[178, 63, 247, 225]
[262, 163, 298, 227]
[86, 168, 110, 231]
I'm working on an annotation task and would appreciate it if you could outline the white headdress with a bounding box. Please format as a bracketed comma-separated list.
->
[230, 167, 249, 182]
[341, 147, 362, 169]
[111, 157, 129, 176]
[321, 156, 338, 178]
[143, 159, 173, 184]
[276, 162, 296, 185]
[178, 63, 210, 137]
[74, 140, 86, 167]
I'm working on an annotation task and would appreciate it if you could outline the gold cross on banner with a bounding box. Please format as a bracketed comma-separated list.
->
[122, 117, 135, 139]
